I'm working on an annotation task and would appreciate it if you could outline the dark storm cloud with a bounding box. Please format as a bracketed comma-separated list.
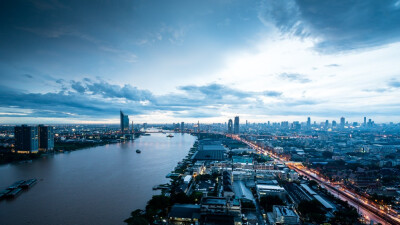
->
[70, 81, 86, 93]
[0, 81, 284, 119]
[260, 0, 400, 52]
[279, 73, 311, 83]
[83, 79, 154, 102]
[0, 84, 148, 118]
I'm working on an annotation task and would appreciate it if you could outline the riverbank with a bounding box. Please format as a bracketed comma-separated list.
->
[124, 136, 199, 225]
[0, 139, 128, 165]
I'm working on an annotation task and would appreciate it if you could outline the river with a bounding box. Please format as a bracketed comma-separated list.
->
[0, 133, 196, 225]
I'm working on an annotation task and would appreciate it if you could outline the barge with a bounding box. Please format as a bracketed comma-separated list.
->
[21, 179, 37, 189]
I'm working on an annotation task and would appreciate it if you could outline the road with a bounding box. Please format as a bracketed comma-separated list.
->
[230, 134, 400, 225]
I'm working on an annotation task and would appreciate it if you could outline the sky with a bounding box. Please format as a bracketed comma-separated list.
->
[1, 0, 400, 124]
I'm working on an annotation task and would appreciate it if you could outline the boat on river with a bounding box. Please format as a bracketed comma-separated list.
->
[136, 149, 141, 153]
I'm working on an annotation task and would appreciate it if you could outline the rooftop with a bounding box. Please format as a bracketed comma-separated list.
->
[169, 204, 201, 219]
[273, 205, 298, 217]
[202, 197, 227, 205]
[257, 184, 285, 191]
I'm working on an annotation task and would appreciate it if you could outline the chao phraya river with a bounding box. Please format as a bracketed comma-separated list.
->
[0, 132, 196, 225]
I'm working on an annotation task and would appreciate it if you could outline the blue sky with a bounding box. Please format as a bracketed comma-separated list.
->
[1, 0, 400, 124]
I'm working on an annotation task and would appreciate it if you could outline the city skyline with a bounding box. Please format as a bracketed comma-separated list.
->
[0, 114, 390, 125]
[1, 1, 400, 123]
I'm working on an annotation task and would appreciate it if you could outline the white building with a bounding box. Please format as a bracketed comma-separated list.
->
[184, 175, 192, 184]
[256, 184, 286, 198]
[272, 205, 300, 224]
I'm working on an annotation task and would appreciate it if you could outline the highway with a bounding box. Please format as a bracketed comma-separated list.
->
[230, 134, 400, 225]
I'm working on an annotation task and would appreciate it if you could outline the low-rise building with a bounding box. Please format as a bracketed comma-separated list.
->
[256, 184, 286, 198]
[168, 204, 201, 225]
[272, 205, 300, 224]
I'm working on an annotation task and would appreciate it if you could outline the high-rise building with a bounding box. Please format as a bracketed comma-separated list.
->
[293, 121, 301, 130]
[228, 119, 233, 133]
[14, 125, 39, 154]
[234, 116, 239, 134]
[307, 117, 311, 128]
[368, 118, 373, 127]
[332, 120, 337, 127]
[181, 122, 184, 131]
[364, 117, 367, 126]
[325, 120, 329, 128]
[340, 117, 345, 127]
[120, 110, 129, 133]
[38, 125, 54, 152]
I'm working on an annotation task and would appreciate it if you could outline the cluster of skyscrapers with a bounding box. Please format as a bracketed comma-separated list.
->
[14, 125, 54, 154]
[227, 116, 240, 134]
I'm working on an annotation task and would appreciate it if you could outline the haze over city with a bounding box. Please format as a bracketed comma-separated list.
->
[1, 0, 400, 124]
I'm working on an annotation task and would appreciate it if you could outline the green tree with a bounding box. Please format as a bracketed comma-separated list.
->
[171, 192, 191, 204]
[145, 195, 170, 218]
[308, 180, 318, 187]
[329, 208, 359, 224]
[124, 209, 149, 225]
[297, 200, 326, 223]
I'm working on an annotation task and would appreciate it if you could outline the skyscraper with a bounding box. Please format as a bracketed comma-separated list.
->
[38, 125, 54, 152]
[340, 117, 345, 127]
[197, 121, 200, 133]
[364, 117, 367, 126]
[307, 117, 311, 128]
[14, 125, 39, 154]
[228, 119, 233, 133]
[120, 110, 129, 133]
[181, 122, 184, 131]
[234, 116, 239, 134]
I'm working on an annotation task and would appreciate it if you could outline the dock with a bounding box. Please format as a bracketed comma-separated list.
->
[152, 184, 170, 190]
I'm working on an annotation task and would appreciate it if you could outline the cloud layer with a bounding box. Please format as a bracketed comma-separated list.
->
[1, 0, 400, 123]
[260, 0, 400, 52]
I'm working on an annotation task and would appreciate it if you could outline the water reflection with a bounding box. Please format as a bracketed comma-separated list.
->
[0, 133, 196, 225]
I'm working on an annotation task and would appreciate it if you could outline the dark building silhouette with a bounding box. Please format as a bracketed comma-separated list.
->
[228, 119, 233, 133]
[38, 125, 54, 151]
[120, 110, 129, 133]
[14, 125, 38, 154]
[234, 116, 239, 134]
[340, 117, 345, 127]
